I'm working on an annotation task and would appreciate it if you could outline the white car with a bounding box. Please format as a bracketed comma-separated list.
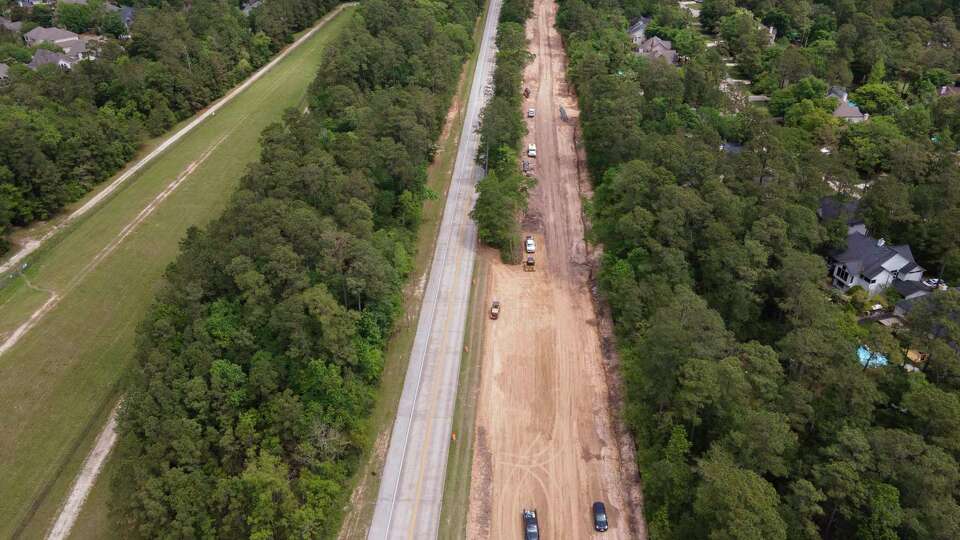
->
[528, 108, 536, 118]
[525, 236, 536, 253]
[527, 144, 537, 157]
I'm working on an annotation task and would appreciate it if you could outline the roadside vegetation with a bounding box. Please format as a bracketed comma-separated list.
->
[0, 0, 340, 254]
[107, 0, 479, 536]
[472, 0, 535, 261]
[557, 0, 960, 538]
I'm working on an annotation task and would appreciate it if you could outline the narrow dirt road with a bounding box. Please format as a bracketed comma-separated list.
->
[466, 0, 644, 538]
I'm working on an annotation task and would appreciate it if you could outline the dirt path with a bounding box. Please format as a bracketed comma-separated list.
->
[44, 406, 118, 540]
[465, 0, 645, 538]
[0, 3, 355, 279]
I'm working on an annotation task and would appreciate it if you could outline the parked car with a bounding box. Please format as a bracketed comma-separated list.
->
[490, 300, 501, 319]
[522, 509, 540, 540]
[525, 236, 536, 253]
[527, 144, 537, 157]
[592, 501, 609, 532]
[528, 108, 536, 117]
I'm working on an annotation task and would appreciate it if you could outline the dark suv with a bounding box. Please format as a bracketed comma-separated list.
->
[593, 501, 609, 532]
[522, 508, 539, 540]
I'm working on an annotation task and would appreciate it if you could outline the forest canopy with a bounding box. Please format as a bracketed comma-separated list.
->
[108, 0, 478, 536]
[558, 0, 960, 538]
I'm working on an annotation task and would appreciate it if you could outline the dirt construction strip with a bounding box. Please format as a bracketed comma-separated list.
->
[465, 0, 645, 538]
[44, 406, 118, 540]
[366, 0, 502, 538]
[0, 2, 355, 279]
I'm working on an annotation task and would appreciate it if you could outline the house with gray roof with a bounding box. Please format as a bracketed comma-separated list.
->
[939, 85, 960, 98]
[627, 17, 651, 49]
[24, 26, 78, 47]
[826, 86, 868, 122]
[818, 196, 866, 235]
[0, 63, 9, 82]
[27, 48, 73, 70]
[833, 101, 868, 123]
[638, 36, 677, 64]
[830, 232, 925, 296]
[0, 17, 24, 33]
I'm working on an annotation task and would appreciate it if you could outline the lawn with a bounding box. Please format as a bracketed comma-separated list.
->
[0, 7, 355, 538]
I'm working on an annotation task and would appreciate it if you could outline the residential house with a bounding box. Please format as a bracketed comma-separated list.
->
[818, 196, 866, 235]
[24, 26, 78, 47]
[827, 85, 868, 123]
[241, 0, 262, 15]
[763, 24, 776, 46]
[59, 0, 88, 4]
[939, 85, 960, 97]
[627, 17, 651, 49]
[23, 26, 92, 61]
[829, 233, 925, 296]
[27, 48, 73, 69]
[833, 101, 869, 123]
[638, 36, 677, 64]
[720, 141, 744, 154]
[0, 63, 9, 82]
[827, 86, 848, 101]
[0, 16, 24, 33]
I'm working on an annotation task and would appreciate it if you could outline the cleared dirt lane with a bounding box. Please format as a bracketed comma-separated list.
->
[466, 0, 644, 538]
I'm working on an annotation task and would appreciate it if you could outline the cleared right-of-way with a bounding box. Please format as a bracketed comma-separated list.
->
[367, 0, 502, 538]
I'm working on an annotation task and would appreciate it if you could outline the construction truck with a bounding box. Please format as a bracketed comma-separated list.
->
[490, 300, 501, 319]
[523, 255, 535, 272]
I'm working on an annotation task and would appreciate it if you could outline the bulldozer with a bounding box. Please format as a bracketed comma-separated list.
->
[523, 255, 535, 272]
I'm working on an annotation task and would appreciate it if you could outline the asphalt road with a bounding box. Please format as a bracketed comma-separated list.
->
[367, 1, 502, 538]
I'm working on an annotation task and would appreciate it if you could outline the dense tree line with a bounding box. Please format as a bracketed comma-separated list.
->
[472, 0, 534, 260]
[557, 0, 960, 538]
[108, 0, 478, 536]
[0, 0, 340, 254]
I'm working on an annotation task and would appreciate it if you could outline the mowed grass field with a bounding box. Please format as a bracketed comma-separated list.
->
[0, 7, 355, 538]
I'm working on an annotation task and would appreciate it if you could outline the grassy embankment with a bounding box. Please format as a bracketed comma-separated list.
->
[0, 7, 356, 538]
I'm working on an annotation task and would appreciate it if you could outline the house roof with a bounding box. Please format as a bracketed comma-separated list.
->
[0, 63, 8, 79]
[639, 36, 677, 63]
[28, 48, 72, 69]
[627, 17, 651, 37]
[818, 196, 862, 225]
[0, 17, 23, 32]
[833, 101, 866, 119]
[893, 279, 933, 298]
[939, 85, 960, 97]
[827, 86, 847, 100]
[833, 232, 917, 279]
[58, 38, 86, 57]
[24, 26, 79, 43]
[59, 0, 87, 4]
[720, 141, 743, 154]
[641, 36, 672, 51]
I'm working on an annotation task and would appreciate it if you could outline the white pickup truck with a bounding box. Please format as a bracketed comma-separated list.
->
[525, 236, 536, 253]
[527, 144, 537, 158]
